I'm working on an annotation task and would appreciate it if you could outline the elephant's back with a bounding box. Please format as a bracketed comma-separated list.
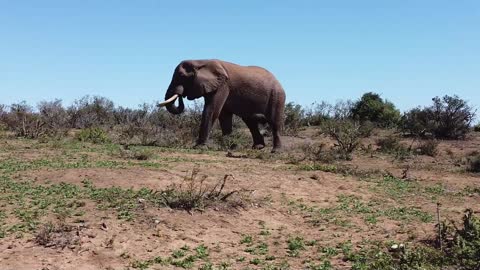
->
[221, 61, 285, 118]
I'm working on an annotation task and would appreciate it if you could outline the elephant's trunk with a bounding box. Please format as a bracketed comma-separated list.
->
[166, 96, 184, 114]
[160, 85, 185, 115]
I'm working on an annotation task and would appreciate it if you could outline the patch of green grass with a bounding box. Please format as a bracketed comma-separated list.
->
[376, 174, 418, 197]
[382, 207, 433, 222]
[287, 236, 305, 257]
[0, 170, 244, 238]
[250, 257, 263, 265]
[131, 244, 211, 269]
[195, 244, 209, 259]
[240, 234, 253, 245]
[319, 246, 338, 258]
[344, 244, 444, 270]
[306, 260, 333, 270]
[298, 164, 338, 173]
[287, 193, 432, 228]
[424, 183, 446, 196]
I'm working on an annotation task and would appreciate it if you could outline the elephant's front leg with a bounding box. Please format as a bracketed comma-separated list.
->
[219, 110, 233, 136]
[196, 91, 229, 147]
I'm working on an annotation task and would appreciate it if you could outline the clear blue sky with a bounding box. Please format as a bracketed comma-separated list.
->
[1, 0, 479, 111]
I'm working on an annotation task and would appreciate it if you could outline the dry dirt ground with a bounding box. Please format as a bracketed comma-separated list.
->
[0, 129, 479, 270]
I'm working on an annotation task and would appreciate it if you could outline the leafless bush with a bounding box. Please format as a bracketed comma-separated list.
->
[159, 168, 249, 212]
[67, 95, 115, 129]
[303, 101, 332, 126]
[37, 99, 69, 137]
[35, 222, 79, 249]
[1, 102, 48, 138]
[331, 100, 354, 120]
[299, 142, 336, 163]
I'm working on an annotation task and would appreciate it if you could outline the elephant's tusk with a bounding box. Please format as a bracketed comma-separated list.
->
[157, 94, 179, 107]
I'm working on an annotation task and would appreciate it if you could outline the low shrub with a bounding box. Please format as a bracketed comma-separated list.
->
[76, 127, 111, 144]
[417, 139, 439, 157]
[299, 142, 336, 163]
[376, 135, 412, 160]
[467, 154, 480, 173]
[211, 129, 251, 151]
[440, 209, 480, 269]
[376, 135, 402, 153]
[321, 120, 373, 160]
[119, 147, 155, 160]
[474, 124, 480, 132]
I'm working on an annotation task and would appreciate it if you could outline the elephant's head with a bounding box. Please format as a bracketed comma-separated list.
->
[158, 60, 229, 114]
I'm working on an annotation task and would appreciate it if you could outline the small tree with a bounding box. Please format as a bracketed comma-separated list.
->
[429, 95, 476, 139]
[351, 92, 401, 127]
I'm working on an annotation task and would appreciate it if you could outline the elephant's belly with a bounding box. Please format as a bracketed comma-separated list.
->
[224, 95, 269, 118]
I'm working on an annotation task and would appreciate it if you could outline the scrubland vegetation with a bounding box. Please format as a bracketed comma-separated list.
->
[0, 92, 479, 269]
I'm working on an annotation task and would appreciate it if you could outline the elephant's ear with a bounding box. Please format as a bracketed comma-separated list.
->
[193, 61, 229, 97]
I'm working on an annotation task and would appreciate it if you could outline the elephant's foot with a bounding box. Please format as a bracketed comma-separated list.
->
[252, 144, 265, 150]
[193, 143, 209, 151]
[271, 146, 283, 153]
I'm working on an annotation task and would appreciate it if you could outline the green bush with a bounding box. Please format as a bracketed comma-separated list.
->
[76, 127, 111, 144]
[402, 95, 476, 139]
[441, 209, 480, 269]
[351, 92, 401, 127]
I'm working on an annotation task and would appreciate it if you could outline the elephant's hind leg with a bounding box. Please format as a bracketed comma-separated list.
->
[269, 92, 285, 153]
[242, 117, 265, 149]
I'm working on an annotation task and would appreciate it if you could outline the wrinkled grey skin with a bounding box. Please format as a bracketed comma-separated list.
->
[163, 59, 286, 152]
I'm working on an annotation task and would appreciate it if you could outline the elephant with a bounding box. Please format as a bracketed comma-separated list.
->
[158, 59, 286, 152]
